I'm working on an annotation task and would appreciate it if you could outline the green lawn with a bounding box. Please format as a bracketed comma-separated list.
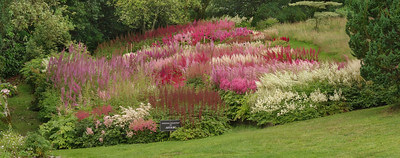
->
[53, 105, 400, 157]
[4, 83, 40, 135]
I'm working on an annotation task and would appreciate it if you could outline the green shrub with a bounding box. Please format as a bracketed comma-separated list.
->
[24, 132, 51, 158]
[343, 81, 395, 110]
[20, 57, 50, 110]
[0, 82, 18, 97]
[170, 114, 229, 141]
[39, 115, 77, 149]
[0, 130, 26, 157]
[0, 43, 25, 78]
[219, 90, 250, 121]
[256, 18, 279, 30]
[38, 88, 61, 122]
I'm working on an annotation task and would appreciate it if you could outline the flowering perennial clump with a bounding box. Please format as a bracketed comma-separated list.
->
[111, 103, 152, 126]
[250, 60, 361, 125]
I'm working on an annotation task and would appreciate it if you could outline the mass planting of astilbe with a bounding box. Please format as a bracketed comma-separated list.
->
[47, 44, 139, 108]
[126, 41, 319, 93]
[95, 20, 245, 56]
[34, 16, 385, 149]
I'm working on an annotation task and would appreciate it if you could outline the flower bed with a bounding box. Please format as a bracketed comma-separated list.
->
[30, 19, 383, 149]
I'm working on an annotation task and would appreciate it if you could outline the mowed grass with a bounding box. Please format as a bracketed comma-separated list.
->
[6, 83, 40, 135]
[54, 105, 400, 157]
[270, 17, 353, 61]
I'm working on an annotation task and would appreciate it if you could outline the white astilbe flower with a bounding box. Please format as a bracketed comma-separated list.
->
[211, 54, 264, 66]
[309, 89, 328, 103]
[257, 60, 363, 91]
[112, 103, 152, 126]
[329, 89, 345, 101]
[251, 89, 308, 113]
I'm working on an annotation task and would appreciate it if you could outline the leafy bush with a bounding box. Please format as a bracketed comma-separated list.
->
[343, 81, 396, 110]
[219, 90, 250, 121]
[24, 132, 51, 158]
[39, 115, 77, 149]
[38, 88, 61, 122]
[20, 57, 50, 110]
[0, 43, 25, 78]
[0, 83, 18, 97]
[0, 130, 26, 157]
[256, 18, 279, 30]
[170, 113, 229, 141]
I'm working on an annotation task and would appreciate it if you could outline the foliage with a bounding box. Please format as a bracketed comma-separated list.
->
[113, 0, 188, 32]
[252, 1, 310, 25]
[346, 0, 400, 104]
[342, 81, 395, 110]
[20, 57, 51, 110]
[38, 88, 61, 122]
[39, 115, 77, 149]
[219, 90, 250, 121]
[9, 0, 73, 60]
[170, 113, 229, 141]
[0, 83, 17, 97]
[207, 0, 271, 18]
[0, 0, 73, 78]
[256, 18, 279, 30]
[0, 130, 26, 157]
[24, 132, 51, 158]
[63, 0, 130, 51]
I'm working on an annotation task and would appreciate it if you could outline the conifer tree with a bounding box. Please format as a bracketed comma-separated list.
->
[346, 0, 400, 104]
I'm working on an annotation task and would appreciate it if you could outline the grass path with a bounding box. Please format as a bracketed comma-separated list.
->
[6, 83, 40, 135]
[54, 105, 400, 157]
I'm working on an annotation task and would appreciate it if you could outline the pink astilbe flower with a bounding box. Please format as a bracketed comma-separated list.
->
[126, 131, 134, 138]
[95, 120, 101, 129]
[85, 127, 94, 135]
[103, 116, 113, 128]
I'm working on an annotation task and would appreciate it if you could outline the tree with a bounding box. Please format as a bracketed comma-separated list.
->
[289, 1, 342, 30]
[113, 0, 188, 32]
[9, 0, 73, 59]
[207, 0, 271, 18]
[346, 0, 400, 103]
[63, 0, 130, 51]
[0, 0, 73, 78]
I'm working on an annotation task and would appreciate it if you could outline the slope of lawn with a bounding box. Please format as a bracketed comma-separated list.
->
[54, 105, 400, 157]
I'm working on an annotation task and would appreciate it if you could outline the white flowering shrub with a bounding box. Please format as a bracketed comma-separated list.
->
[0, 130, 26, 157]
[248, 60, 361, 125]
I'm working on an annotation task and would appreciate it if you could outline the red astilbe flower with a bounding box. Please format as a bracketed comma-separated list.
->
[76, 110, 90, 121]
[91, 105, 113, 118]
